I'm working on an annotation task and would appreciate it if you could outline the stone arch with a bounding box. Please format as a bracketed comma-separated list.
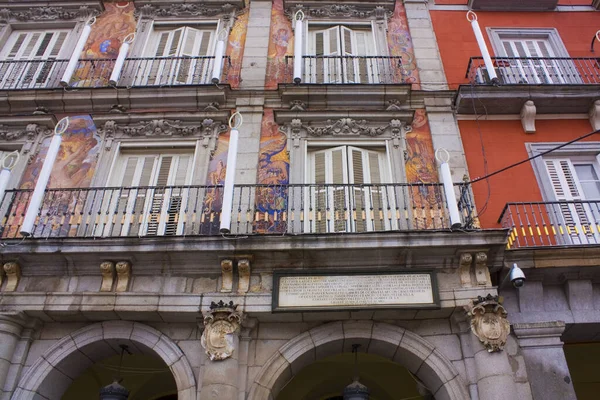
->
[248, 320, 469, 400]
[12, 321, 196, 400]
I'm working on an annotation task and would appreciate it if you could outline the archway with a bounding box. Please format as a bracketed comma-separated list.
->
[248, 321, 468, 400]
[12, 321, 196, 400]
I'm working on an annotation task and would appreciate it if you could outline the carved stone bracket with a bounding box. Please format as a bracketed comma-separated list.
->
[100, 261, 116, 292]
[115, 261, 131, 292]
[220, 256, 254, 293]
[201, 300, 243, 361]
[220, 259, 234, 293]
[0, 4, 101, 22]
[2, 262, 21, 292]
[589, 100, 600, 131]
[286, 3, 392, 21]
[520, 100, 536, 134]
[458, 253, 473, 287]
[474, 252, 491, 286]
[467, 294, 510, 352]
[458, 251, 492, 288]
[237, 258, 251, 294]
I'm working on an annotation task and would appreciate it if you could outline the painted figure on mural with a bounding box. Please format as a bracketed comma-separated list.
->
[265, 0, 293, 89]
[255, 110, 289, 234]
[226, 5, 249, 88]
[387, 1, 420, 87]
[71, 2, 136, 87]
[201, 134, 230, 235]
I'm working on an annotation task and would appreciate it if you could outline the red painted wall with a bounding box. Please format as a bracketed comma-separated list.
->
[460, 119, 598, 228]
[430, 10, 600, 89]
[433, 1, 591, 5]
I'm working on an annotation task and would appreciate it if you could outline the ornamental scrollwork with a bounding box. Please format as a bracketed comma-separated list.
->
[201, 300, 243, 361]
[286, 4, 391, 20]
[135, 3, 238, 18]
[0, 5, 99, 22]
[467, 294, 510, 353]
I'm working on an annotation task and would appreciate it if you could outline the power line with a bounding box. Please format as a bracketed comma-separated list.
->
[468, 127, 600, 184]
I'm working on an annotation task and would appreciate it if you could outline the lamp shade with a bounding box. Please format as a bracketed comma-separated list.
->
[343, 379, 369, 400]
[99, 380, 129, 400]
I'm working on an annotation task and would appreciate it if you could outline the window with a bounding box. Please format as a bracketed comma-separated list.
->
[543, 156, 600, 243]
[140, 26, 215, 85]
[489, 28, 579, 84]
[0, 29, 69, 89]
[103, 150, 194, 237]
[306, 25, 377, 84]
[305, 145, 394, 232]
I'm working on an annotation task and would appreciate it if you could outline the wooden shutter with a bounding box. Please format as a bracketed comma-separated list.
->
[311, 26, 340, 83]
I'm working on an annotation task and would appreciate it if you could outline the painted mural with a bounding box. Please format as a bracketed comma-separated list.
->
[226, 3, 249, 88]
[254, 109, 289, 233]
[201, 130, 230, 234]
[1, 116, 101, 238]
[387, 1, 421, 88]
[71, 1, 136, 87]
[265, 0, 293, 90]
[404, 109, 444, 228]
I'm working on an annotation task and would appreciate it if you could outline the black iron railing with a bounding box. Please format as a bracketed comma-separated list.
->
[499, 201, 600, 248]
[285, 55, 404, 84]
[466, 57, 600, 85]
[0, 56, 230, 90]
[0, 183, 476, 239]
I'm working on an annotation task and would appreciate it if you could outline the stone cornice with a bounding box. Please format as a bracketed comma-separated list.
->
[0, 1, 102, 22]
[284, 0, 394, 20]
[133, 0, 245, 19]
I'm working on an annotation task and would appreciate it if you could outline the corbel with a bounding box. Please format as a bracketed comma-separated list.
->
[458, 253, 473, 287]
[3, 261, 21, 292]
[520, 100, 536, 133]
[237, 258, 251, 294]
[474, 252, 492, 286]
[100, 261, 115, 292]
[220, 259, 234, 292]
[589, 100, 600, 131]
[115, 261, 131, 292]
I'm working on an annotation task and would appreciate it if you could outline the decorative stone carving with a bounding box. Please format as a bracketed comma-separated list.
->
[306, 118, 387, 137]
[290, 100, 307, 111]
[467, 294, 510, 352]
[474, 252, 491, 286]
[220, 259, 233, 293]
[201, 300, 243, 361]
[115, 261, 131, 292]
[520, 100, 536, 133]
[459, 253, 473, 287]
[201, 119, 229, 152]
[100, 261, 115, 292]
[286, 4, 392, 20]
[386, 99, 404, 111]
[0, 5, 99, 22]
[237, 258, 251, 294]
[2, 262, 21, 292]
[135, 3, 238, 18]
[589, 100, 600, 131]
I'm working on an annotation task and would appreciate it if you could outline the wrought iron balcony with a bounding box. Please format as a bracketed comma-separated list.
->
[499, 201, 600, 249]
[0, 183, 476, 239]
[0, 56, 229, 90]
[285, 55, 404, 84]
[466, 56, 600, 85]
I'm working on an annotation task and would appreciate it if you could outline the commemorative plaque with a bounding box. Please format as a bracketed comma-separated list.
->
[272, 271, 439, 312]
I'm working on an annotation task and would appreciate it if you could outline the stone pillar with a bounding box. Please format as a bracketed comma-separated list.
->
[239, 0, 272, 90]
[1, 320, 38, 400]
[513, 321, 577, 400]
[199, 301, 243, 400]
[403, 0, 448, 90]
[0, 314, 26, 397]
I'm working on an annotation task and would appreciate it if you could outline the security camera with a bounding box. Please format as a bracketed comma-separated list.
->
[509, 263, 526, 288]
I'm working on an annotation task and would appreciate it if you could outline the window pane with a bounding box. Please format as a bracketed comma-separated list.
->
[575, 164, 600, 199]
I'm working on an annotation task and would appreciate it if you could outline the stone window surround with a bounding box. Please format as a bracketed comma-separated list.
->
[527, 141, 600, 202]
[487, 27, 571, 58]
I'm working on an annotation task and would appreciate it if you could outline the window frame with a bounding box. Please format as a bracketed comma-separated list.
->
[488, 28, 570, 58]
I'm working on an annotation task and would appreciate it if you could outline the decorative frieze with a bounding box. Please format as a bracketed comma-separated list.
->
[467, 294, 510, 352]
[285, 2, 393, 21]
[0, 4, 101, 22]
[134, 2, 242, 19]
[201, 300, 243, 361]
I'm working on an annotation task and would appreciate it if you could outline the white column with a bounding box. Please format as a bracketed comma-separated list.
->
[20, 118, 69, 237]
[293, 11, 304, 84]
[60, 19, 95, 87]
[467, 11, 498, 83]
[108, 33, 134, 86]
[220, 113, 242, 234]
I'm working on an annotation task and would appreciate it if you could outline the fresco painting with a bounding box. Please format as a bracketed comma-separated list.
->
[71, 1, 136, 87]
[387, 1, 421, 88]
[226, 2, 249, 89]
[2, 116, 101, 238]
[265, 0, 293, 90]
[254, 109, 289, 233]
[201, 131, 231, 234]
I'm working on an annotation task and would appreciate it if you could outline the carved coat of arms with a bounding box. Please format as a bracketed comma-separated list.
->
[468, 294, 510, 352]
[201, 301, 243, 361]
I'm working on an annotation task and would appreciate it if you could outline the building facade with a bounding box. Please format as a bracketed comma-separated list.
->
[0, 0, 597, 399]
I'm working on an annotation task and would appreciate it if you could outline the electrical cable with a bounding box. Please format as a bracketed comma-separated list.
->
[468, 127, 600, 184]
